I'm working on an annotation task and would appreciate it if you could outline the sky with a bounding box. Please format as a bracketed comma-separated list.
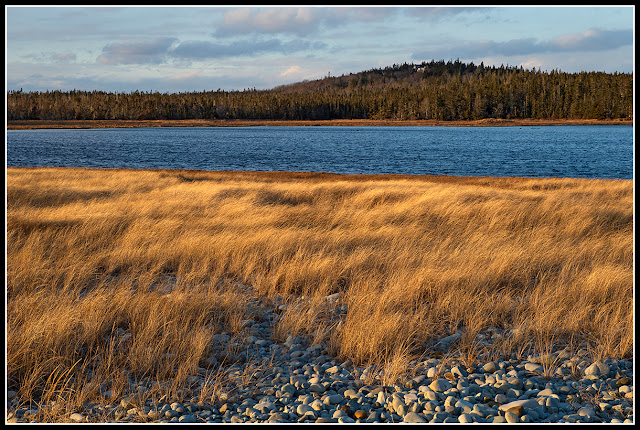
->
[5, 5, 635, 93]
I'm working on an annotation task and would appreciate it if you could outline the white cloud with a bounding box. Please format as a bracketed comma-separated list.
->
[280, 65, 302, 77]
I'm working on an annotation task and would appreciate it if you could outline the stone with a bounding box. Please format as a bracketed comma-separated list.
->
[354, 410, 367, 420]
[309, 383, 326, 393]
[505, 411, 519, 423]
[498, 398, 539, 415]
[577, 407, 596, 418]
[325, 365, 340, 374]
[483, 362, 498, 373]
[524, 362, 544, 373]
[69, 413, 85, 423]
[323, 394, 343, 405]
[616, 377, 631, 387]
[297, 404, 315, 416]
[403, 412, 426, 423]
[178, 414, 197, 423]
[584, 362, 610, 377]
[338, 416, 356, 423]
[429, 379, 452, 392]
[458, 413, 474, 423]
[505, 404, 524, 417]
[495, 393, 509, 404]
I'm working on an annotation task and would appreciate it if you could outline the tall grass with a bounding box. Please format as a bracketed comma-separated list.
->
[6, 167, 633, 418]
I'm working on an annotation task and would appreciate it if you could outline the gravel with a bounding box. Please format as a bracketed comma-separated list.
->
[6, 283, 634, 424]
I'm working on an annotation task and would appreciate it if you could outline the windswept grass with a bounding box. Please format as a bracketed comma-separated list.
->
[6, 167, 633, 418]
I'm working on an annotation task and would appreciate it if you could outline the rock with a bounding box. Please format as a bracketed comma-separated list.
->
[178, 414, 197, 423]
[316, 417, 336, 423]
[323, 394, 343, 405]
[578, 407, 596, 418]
[309, 383, 326, 393]
[584, 362, 610, 378]
[524, 362, 544, 373]
[354, 410, 367, 420]
[537, 388, 554, 397]
[429, 379, 452, 392]
[403, 412, 426, 423]
[495, 393, 509, 404]
[281, 383, 296, 395]
[458, 413, 474, 423]
[69, 413, 85, 422]
[505, 404, 524, 417]
[498, 399, 539, 415]
[505, 411, 519, 423]
[451, 365, 468, 378]
[483, 362, 498, 373]
[616, 377, 632, 387]
[338, 416, 356, 423]
[297, 404, 315, 416]
[325, 365, 340, 374]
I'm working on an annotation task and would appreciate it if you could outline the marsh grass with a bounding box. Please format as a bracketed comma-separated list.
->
[6, 167, 633, 420]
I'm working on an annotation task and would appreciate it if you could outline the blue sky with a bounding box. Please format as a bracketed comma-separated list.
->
[5, 5, 635, 93]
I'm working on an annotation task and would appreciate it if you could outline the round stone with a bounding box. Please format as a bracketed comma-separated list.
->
[354, 410, 367, 420]
[483, 362, 498, 373]
[429, 379, 452, 392]
[403, 412, 426, 423]
[505, 411, 519, 423]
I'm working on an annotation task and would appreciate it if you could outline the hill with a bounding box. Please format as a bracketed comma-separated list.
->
[7, 60, 633, 122]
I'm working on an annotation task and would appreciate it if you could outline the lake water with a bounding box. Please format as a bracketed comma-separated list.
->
[6, 125, 633, 179]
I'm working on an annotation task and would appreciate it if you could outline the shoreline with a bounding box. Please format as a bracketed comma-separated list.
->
[7, 166, 632, 185]
[6, 118, 633, 130]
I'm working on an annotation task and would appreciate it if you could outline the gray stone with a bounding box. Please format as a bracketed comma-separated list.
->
[458, 413, 475, 423]
[483, 362, 498, 373]
[505, 411, 519, 423]
[178, 414, 197, 423]
[323, 394, 343, 405]
[584, 362, 611, 378]
[403, 412, 427, 423]
[429, 378, 452, 392]
[524, 362, 544, 373]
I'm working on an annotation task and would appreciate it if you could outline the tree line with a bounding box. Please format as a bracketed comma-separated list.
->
[6, 60, 633, 121]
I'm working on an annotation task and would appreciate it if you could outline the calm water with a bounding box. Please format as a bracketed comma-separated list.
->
[6, 125, 633, 179]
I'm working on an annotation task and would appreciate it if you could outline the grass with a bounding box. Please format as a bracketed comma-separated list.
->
[6, 166, 633, 420]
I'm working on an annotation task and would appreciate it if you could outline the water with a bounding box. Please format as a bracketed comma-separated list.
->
[6, 125, 633, 179]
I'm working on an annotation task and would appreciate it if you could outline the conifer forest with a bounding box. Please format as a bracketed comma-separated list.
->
[7, 60, 633, 122]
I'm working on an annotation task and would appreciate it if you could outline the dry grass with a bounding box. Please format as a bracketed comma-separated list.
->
[6, 166, 633, 418]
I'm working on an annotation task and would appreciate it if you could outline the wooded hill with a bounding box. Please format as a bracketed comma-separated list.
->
[6, 60, 633, 121]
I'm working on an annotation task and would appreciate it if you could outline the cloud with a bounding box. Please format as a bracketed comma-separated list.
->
[97, 37, 178, 65]
[213, 7, 402, 37]
[51, 53, 77, 63]
[412, 27, 632, 61]
[167, 70, 203, 81]
[280, 65, 301, 77]
[550, 28, 632, 52]
[404, 6, 487, 19]
[218, 7, 318, 35]
[170, 38, 327, 60]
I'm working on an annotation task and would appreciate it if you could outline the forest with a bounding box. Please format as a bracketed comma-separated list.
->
[6, 60, 633, 122]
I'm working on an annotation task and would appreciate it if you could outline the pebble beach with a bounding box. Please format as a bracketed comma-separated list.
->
[6, 281, 634, 424]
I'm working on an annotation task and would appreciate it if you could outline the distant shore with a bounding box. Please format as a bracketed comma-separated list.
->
[6, 118, 632, 130]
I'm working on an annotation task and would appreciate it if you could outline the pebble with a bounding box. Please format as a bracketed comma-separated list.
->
[6, 284, 634, 424]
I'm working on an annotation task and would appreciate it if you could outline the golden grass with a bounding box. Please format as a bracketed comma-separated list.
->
[6, 166, 633, 418]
